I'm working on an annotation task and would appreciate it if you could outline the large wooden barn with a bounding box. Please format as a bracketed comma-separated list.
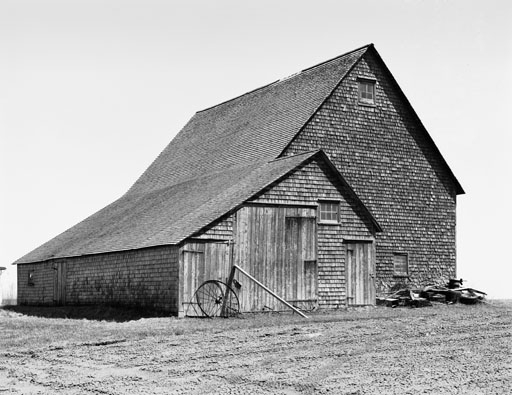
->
[15, 44, 464, 316]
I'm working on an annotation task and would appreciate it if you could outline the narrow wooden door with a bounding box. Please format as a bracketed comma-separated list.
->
[181, 241, 230, 316]
[53, 261, 66, 305]
[345, 242, 375, 306]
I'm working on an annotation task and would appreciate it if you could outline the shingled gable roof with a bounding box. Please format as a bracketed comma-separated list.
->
[16, 43, 463, 264]
[126, 45, 370, 196]
[15, 150, 378, 264]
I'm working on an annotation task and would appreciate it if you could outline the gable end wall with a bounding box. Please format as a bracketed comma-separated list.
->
[249, 158, 375, 308]
[284, 53, 457, 291]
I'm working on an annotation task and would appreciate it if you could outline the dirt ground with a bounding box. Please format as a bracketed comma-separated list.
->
[0, 301, 510, 394]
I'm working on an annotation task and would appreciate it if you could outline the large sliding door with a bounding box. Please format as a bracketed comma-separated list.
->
[234, 205, 317, 312]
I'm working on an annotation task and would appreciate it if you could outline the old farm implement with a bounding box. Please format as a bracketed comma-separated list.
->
[186, 280, 240, 318]
[378, 278, 487, 308]
[185, 265, 309, 318]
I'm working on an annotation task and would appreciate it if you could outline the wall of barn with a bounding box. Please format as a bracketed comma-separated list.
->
[180, 158, 375, 311]
[248, 158, 375, 308]
[191, 214, 234, 241]
[17, 261, 55, 305]
[17, 245, 180, 313]
[283, 51, 458, 293]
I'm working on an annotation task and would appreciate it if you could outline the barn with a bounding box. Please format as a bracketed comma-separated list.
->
[14, 44, 464, 316]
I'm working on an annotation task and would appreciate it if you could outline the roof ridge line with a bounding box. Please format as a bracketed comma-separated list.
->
[196, 80, 279, 114]
[277, 45, 371, 158]
[196, 43, 373, 115]
[300, 43, 373, 73]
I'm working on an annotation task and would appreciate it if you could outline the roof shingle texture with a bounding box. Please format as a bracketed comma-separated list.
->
[15, 152, 320, 264]
[15, 46, 370, 264]
[126, 47, 367, 195]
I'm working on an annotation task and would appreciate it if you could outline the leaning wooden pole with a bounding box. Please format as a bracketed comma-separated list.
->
[232, 264, 308, 319]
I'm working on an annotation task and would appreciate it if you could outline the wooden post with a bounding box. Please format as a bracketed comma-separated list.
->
[220, 264, 237, 318]
[233, 264, 308, 318]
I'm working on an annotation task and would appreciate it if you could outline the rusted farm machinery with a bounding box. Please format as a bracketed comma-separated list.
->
[186, 280, 240, 318]
[185, 265, 309, 318]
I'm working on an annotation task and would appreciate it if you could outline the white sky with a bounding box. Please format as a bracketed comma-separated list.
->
[1, 0, 511, 300]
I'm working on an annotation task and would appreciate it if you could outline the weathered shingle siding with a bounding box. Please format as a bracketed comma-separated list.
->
[251, 159, 376, 235]
[250, 158, 375, 307]
[18, 262, 54, 305]
[317, 225, 345, 308]
[17, 246, 180, 313]
[191, 214, 234, 240]
[284, 52, 457, 291]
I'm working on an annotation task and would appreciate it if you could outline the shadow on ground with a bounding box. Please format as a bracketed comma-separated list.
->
[1, 304, 170, 322]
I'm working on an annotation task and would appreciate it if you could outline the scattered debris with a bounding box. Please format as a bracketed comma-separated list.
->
[377, 279, 487, 308]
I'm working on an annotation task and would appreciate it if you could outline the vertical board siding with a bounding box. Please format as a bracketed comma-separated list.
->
[345, 242, 376, 306]
[54, 261, 67, 305]
[17, 246, 179, 313]
[234, 206, 317, 312]
[180, 155, 375, 311]
[180, 241, 231, 316]
[248, 159, 374, 308]
[283, 51, 457, 291]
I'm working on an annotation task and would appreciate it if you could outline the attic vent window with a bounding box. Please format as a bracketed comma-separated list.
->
[358, 79, 376, 105]
[319, 201, 340, 224]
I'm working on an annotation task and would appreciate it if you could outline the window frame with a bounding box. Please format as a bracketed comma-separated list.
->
[28, 271, 35, 286]
[393, 252, 409, 276]
[318, 200, 340, 224]
[357, 78, 376, 105]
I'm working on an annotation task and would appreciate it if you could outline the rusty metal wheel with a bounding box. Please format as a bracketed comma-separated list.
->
[195, 280, 240, 318]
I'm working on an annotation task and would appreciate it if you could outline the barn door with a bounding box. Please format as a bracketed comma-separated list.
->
[53, 261, 66, 305]
[345, 242, 375, 306]
[285, 216, 317, 307]
[234, 206, 317, 312]
[181, 241, 231, 315]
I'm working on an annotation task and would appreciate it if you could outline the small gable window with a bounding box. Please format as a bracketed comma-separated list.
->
[319, 201, 340, 223]
[393, 253, 409, 276]
[358, 79, 376, 105]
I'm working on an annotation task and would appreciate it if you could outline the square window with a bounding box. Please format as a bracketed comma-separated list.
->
[358, 80, 375, 104]
[319, 201, 339, 223]
[393, 253, 408, 276]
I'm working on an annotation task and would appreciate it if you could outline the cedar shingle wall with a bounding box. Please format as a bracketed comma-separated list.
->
[250, 158, 374, 307]
[17, 262, 54, 305]
[284, 52, 457, 291]
[191, 214, 234, 240]
[317, 225, 345, 308]
[17, 246, 179, 313]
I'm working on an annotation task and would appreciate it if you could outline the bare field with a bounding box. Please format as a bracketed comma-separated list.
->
[1, 301, 511, 394]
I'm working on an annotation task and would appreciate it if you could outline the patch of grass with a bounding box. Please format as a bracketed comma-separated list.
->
[3, 304, 168, 322]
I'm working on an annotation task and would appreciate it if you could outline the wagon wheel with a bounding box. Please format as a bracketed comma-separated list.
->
[195, 280, 240, 318]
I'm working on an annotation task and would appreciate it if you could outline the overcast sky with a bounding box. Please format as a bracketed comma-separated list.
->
[1, 0, 511, 300]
